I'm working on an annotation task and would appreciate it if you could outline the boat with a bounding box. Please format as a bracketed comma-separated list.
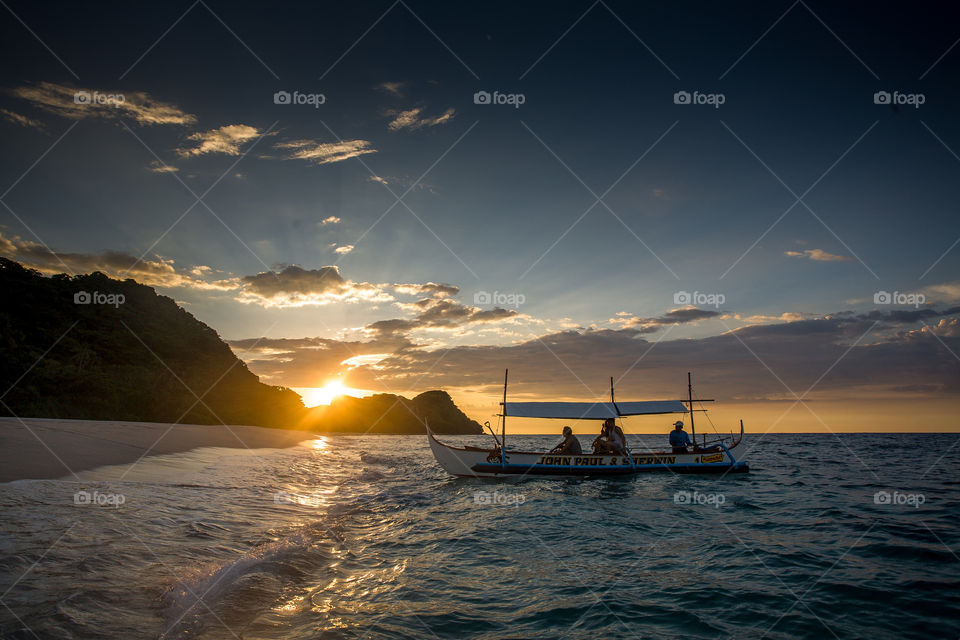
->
[427, 370, 749, 477]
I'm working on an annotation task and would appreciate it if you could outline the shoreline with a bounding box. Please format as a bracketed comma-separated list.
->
[0, 417, 316, 483]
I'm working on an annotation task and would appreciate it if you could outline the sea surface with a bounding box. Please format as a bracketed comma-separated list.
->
[0, 433, 958, 640]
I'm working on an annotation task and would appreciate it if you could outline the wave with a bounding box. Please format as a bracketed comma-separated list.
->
[159, 522, 340, 639]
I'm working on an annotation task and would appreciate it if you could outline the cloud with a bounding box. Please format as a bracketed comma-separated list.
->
[858, 308, 941, 324]
[237, 265, 392, 308]
[1, 109, 46, 132]
[612, 306, 722, 332]
[177, 124, 264, 157]
[370, 312, 960, 400]
[0, 231, 234, 291]
[918, 281, 960, 304]
[918, 317, 960, 338]
[785, 249, 852, 262]
[366, 297, 519, 338]
[275, 139, 376, 165]
[722, 312, 808, 325]
[393, 282, 459, 298]
[369, 175, 389, 185]
[231, 307, 960, 404]
[376, 81, 407, 97]
[320, 216, 341, 225]
[334, 245, 355, 255]
[148, 160, 179, 173]
[234, 265, 471, 311]
[10, 82, 196, 126]
[386, 107, 455, 131]
[228, 335, 409, 386]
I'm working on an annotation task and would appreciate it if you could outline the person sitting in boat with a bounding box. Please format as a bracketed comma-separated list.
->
[549, 426, 582, 455]
[669, 421, 692, 453]
[592, 419, 627, 455]
[592, 422, 611, 454]
[606, 418, 627, 455]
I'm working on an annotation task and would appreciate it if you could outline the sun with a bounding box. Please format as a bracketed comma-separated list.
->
[298, 380, 348, 408]
[294, 380, 373, 408]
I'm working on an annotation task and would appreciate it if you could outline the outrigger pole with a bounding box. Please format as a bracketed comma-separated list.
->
[501, 368, 508, 467]
[688, 372, 696, 443]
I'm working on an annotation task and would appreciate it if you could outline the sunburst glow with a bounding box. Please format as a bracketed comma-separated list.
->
[294, 381, 372, 408]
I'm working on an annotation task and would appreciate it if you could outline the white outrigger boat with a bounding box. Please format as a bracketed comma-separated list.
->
[427, 371, 749, 477]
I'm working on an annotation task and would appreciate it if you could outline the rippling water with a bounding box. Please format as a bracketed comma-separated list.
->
[1, 433, 958, 639]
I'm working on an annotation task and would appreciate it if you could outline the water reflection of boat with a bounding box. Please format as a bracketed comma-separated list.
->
[427, 371, 749, 478]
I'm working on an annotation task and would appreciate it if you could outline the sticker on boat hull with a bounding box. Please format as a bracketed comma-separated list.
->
[700, 453, 724, 463]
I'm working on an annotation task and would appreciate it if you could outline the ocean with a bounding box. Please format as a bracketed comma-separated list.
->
[0, 433, 957, 639]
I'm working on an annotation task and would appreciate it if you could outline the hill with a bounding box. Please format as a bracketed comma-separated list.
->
[0, 259, 481, 434]
[0, 258, 305, 427]
[306, 390, 483, 434]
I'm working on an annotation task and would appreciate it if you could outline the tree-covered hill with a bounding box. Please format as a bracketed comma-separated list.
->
[0, 259, 483, 434]
[0, 258, 304, 427]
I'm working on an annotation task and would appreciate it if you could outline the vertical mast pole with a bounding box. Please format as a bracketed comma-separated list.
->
[613, 375, 635, 467]
[501, 369, 508, 464]
[688, 371, 696, 442]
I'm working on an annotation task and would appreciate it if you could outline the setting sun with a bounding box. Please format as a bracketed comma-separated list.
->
[293, 381, 373, 408]
[298, 381, 347, 407]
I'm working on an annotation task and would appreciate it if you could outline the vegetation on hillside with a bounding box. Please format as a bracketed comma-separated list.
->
[0, 259, 482, 434]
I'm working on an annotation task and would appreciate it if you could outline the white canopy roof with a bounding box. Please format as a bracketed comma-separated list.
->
[502, 400, 687, 419]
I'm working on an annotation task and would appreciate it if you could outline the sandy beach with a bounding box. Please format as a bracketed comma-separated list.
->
[0, 417, 315, 482]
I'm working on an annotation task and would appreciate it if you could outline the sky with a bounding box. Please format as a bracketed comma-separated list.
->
[1, 0, 958, 433]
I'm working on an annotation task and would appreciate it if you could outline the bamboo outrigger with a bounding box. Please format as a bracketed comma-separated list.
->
[427, 371, 749, 477]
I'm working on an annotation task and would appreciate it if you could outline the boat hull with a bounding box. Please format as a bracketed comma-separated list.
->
[427, 429, 748, 478]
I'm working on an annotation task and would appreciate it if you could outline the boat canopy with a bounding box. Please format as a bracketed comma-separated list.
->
[501, 400, 687, 419]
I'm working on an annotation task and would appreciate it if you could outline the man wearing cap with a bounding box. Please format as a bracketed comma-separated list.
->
[549, 426, 582, 455]
[669, 421, 692, 453]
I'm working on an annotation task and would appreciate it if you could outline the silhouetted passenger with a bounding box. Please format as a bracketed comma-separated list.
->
[549, 425, 582, 455]
[670, 421, 692, 453]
